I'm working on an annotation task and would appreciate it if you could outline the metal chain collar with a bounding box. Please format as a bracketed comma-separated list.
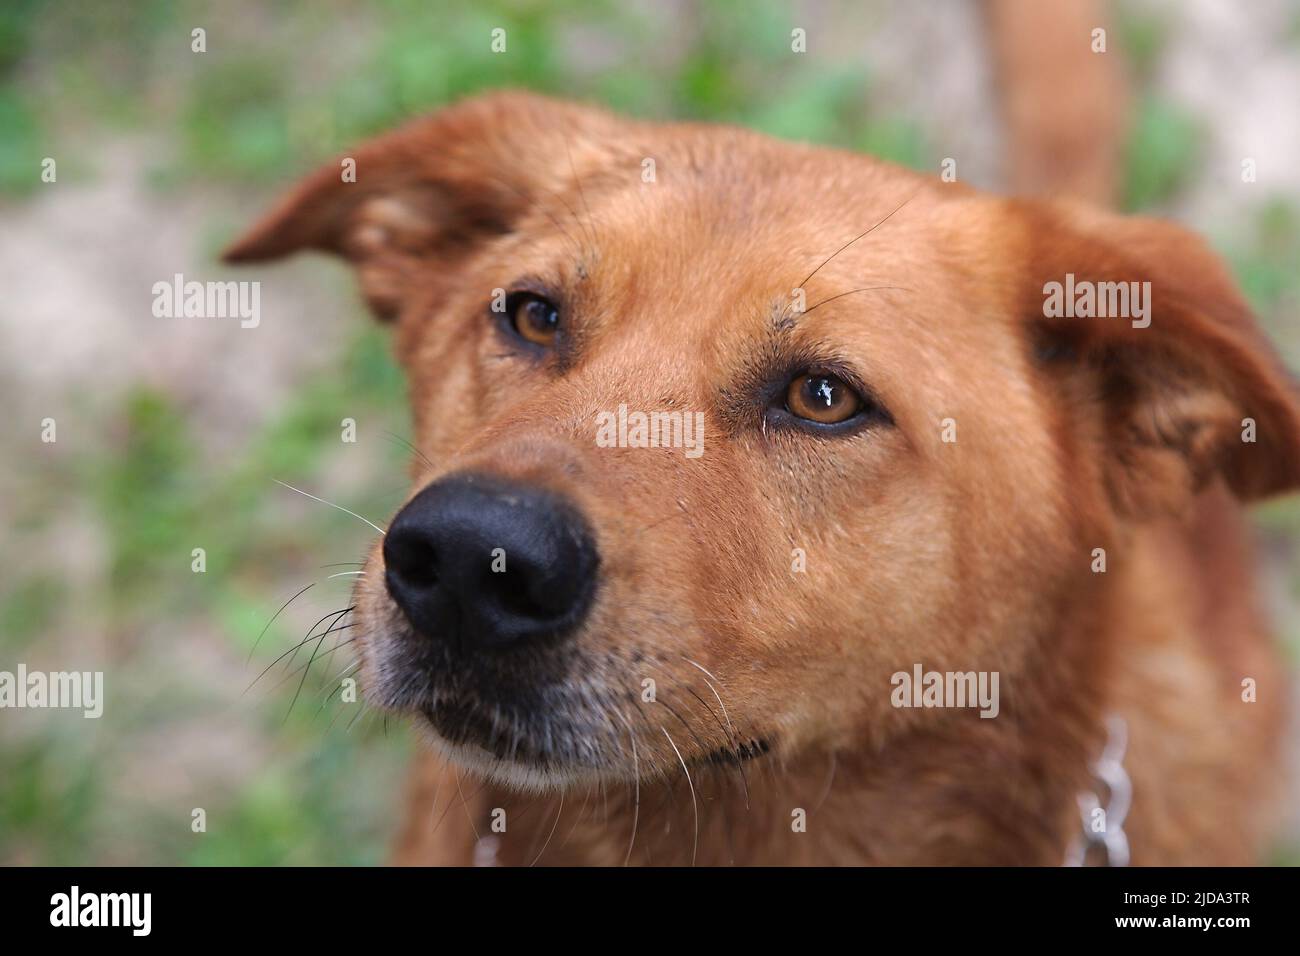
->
[1063, 714, 1131, 867]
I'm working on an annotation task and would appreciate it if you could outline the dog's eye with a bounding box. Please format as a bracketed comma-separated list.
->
[507, 292, 560, 347]
[785, 373, 863, 425]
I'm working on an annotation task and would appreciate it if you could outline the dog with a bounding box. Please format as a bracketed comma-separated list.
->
[223, 76, 1299, 864]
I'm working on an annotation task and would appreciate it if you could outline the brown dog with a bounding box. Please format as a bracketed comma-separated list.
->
[225, 89, 1299, 866]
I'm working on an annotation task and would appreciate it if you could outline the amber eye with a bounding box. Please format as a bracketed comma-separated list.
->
[785, 373, 863, 425]
[507, 293, 560, 346]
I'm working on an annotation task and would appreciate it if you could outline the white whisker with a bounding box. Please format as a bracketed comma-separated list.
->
[813, 750, 838, 814]
[616, 710, 640, 866]
[273, 479, 386, 535]
[529, 791, 564, 867]
[662, 727, 697, 867]
[682, 656, 737, 742]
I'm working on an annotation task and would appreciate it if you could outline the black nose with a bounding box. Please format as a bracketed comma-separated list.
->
[382, 473, 599, 651]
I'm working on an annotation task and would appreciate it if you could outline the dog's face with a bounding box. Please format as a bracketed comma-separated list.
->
[228, 92, 1300, 789]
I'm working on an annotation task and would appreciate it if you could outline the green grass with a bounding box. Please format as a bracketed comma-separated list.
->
[0, 320, 412, 865]
[1122, 95, 1205, 212]
[0, 0, 933, 196]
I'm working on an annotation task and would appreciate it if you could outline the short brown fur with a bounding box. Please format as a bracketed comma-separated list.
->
[227, 87, 1298, 866]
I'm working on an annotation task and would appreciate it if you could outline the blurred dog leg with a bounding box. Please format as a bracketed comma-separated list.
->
[984, 0, 1129, 205]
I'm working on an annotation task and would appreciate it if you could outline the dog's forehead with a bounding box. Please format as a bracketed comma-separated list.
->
[557, 153, 988, 338]
[587, 140, 926, 247]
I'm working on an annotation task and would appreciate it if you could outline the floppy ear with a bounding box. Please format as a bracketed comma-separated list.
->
[1018, 200, 1300, 516]
[222, 90, 618, 319]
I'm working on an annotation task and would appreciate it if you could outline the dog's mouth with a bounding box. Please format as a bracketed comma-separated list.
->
[371, 633, 637, 785]
[365, 636, 776, 788]
[408, 688, 639, 789]
[414, 691, 774, 789]
[705, 737, 771, 766]
[402, 663, 780, 788]
[419, 696, 577, 768]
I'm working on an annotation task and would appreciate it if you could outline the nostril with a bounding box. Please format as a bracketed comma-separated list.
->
[489, 569, 551, 619]
[384, 532, 439, 587]
[484, 561, 577, 621]
[399, 543, 439, 586]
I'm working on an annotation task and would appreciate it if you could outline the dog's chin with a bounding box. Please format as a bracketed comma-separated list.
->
[356, 608, 641, 790]
[408, 694, 630, 792]
[410, 699, 777, 793]
[412, 722, 617, 791]
[412, 701, 641, 791]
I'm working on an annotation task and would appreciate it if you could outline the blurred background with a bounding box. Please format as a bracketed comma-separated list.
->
[2, 0, 1298, 865]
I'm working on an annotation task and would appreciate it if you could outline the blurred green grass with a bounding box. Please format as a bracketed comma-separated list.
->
[0, 0, 935, 195]
[1, 325, 414, 865]
[2, 0, 1299, 866]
